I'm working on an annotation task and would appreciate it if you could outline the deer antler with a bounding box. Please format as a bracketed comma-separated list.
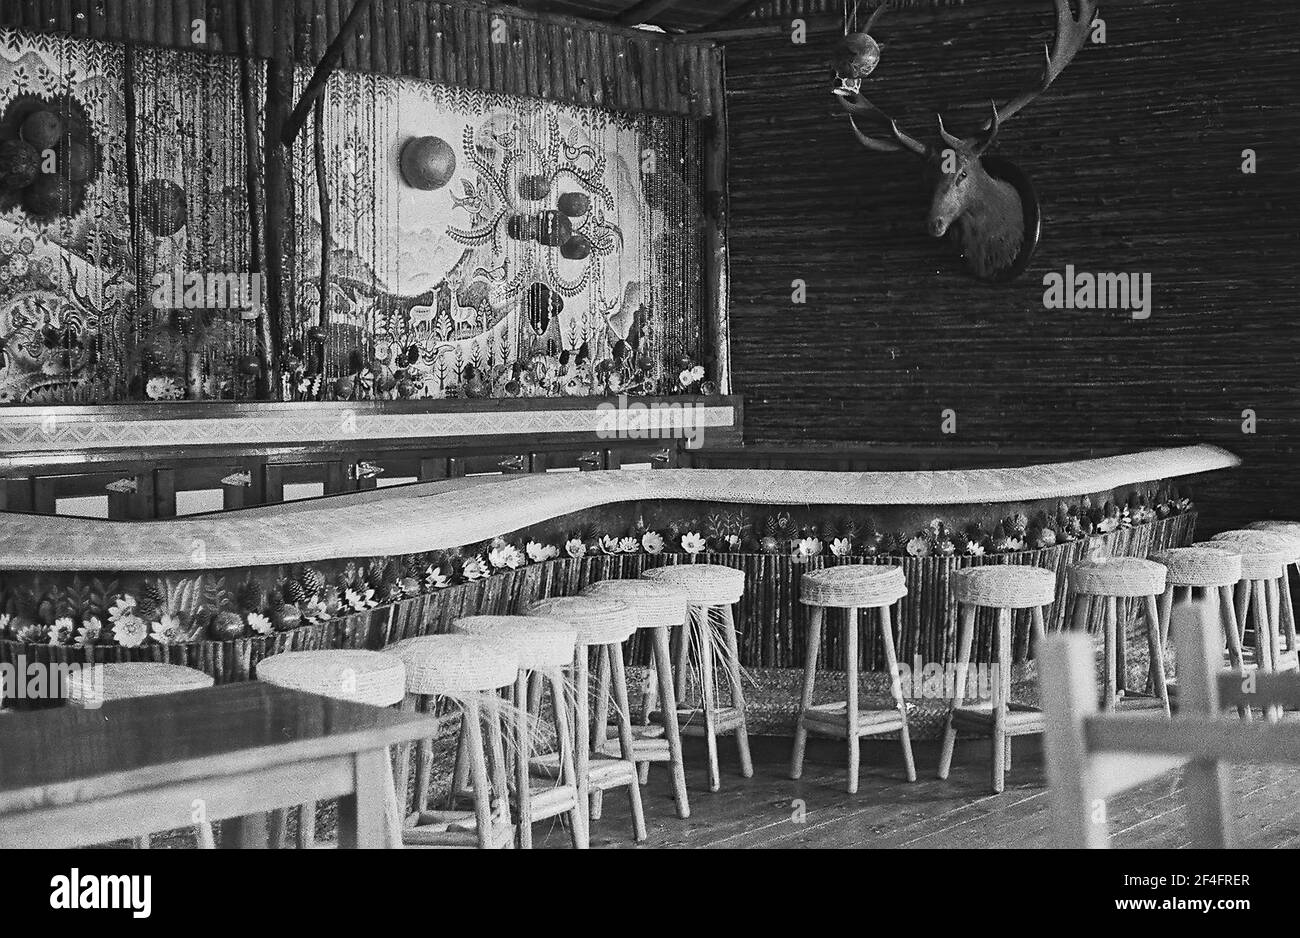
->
[992, 0, 1098, 129]
[835, 88, 932, 159]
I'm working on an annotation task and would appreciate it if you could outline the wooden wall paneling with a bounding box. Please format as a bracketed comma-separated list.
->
[724, 0, 1299, 534]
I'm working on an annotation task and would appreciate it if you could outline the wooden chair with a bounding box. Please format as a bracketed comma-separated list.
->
[640, 563, 753, 792]
[580, 578, 692, 819]
[938, 564, 1055, 793]
[790, 564, 916, 792]
[255, 650, 408, 848]
[524, 596, 646, 843]
[386, 635, 519, 849]
[1065, 557, 1169, 715]
[451, 615, 587, 849]
[1042, 597, 1300, 848]
[67, 662, 217, 848]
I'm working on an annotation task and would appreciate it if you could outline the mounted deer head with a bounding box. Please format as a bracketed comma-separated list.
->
[834, 0, 1098, 281]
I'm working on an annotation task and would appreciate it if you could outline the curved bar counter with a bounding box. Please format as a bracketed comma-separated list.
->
[0, 445, 1240, 572]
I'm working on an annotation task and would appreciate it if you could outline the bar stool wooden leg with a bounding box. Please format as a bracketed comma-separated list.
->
[1071, 592, 1092, 633]
[609, 643, 647, 842]
[878, 602, 916, 782]
[674, 612, 692, 707]
[720, 604, 753, 779]
[790, 606, 823, 781]
[1219, 585, 1246, 670]
[589, 646, 608, 820]
[572, 647, 591, 830]
[483, 693, 512, 846]
[992, 609, 1010, 793]
[845, 607, 861, 794]
[1103, 596, 1118, 711]
[1283, 568, 1299, 654]
[527, 670, 544, 719]
[938, 603, 975, 780]
[1158, 585, 1174, 647]
[460, 697, 496, 850]
[547, 667, 588, 849]
[1142, 594, 1171, 718]
[651, 624, 690, 818]
[513, 672, 532, 850]
[697, 609, 722, 793]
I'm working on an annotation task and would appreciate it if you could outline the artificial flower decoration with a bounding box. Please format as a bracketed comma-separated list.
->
[793, 537, 824, 560]
[830, 537, 853, 557]
[75, 617, 103, 647]
[527, 541, 559, 563]
[49, 616, 75, 645]
[15, 622, 46, 643]
[618, 537, 640, 554]
[246, 612, 274, 637]
[302, 599, 332, 624]
[598, 535, 621, 555]
[905, 536, 930, 558]
[966, 542, 987, 557]
[107, 594, 137, 624]
[641, 531, 665, 555]
[461, 557, 488, 581]
[565, 538, 588, 559]
[113, 614, 148, 649]
[425, 565, 450, 590]
[151, 613, 186, 645]
[489, 544, 525, 570]
[345, 587, 379, 611]
[681, 532, 707, 554]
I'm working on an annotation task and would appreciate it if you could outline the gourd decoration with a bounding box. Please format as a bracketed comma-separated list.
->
[399, 135, 457, 191]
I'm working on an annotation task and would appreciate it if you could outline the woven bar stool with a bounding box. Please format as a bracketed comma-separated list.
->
[256, 650, 407, 848]
[1149, 546, 1247, 718]
[1248, 521, 1300, 662]
[640, 563, 753, 792]
[580, 578, 692, 819]
[385, 635, 519, 849]
[1200, 533, 1294, 675]
[524, 596, 646, 843]
[452, 615, 586, 849]
[68, 662, 216, 849]
[1066, 557, 1170, 716]
[938, 565, 1055, 794]
[790, 564, 917, 793]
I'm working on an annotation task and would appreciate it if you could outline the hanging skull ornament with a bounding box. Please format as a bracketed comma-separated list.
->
[832, 3, 887, 93]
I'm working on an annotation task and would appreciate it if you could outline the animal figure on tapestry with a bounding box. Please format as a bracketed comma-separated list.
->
[834, 0, 1098, 281]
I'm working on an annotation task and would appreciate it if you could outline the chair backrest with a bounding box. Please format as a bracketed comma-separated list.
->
[1041, 595, 1300, 848]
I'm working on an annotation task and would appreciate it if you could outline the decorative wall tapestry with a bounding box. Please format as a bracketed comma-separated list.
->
[0, 29, 706, 406]
[288, 71, 705, 402]
[0, 29, 128, 404]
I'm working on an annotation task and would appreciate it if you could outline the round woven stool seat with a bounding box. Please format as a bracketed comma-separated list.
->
[580, 579, 688, 629]
[1192, 541, 1287, 582]
[1151, 547, 1243, 588]
[452, 615, 577, 670]
[640, 563, 744, 605]
[256, 650, 406, 707]
[1067, 557, 1167, 598]
[386, 635, 518, 695]
[952, 565, 1056, 609]
[800, 564, 906, 608]
[1249, 520, 1300, 546]
[67, 662, 213, 705]
[523, 596, 635, 646]
[1213, 528, 1300, 564]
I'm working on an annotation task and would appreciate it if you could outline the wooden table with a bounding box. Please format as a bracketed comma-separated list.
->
[0, 682, 438, 849]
